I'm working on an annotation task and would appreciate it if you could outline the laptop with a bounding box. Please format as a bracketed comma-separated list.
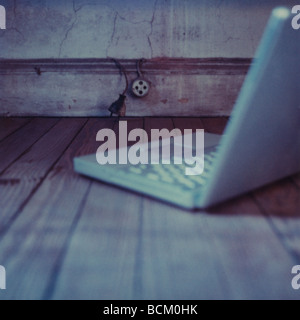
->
[74, 7, 300, 209]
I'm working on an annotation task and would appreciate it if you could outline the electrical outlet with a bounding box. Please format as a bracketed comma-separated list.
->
[132, 78, 150, 98]
[131, 59, 150, 98]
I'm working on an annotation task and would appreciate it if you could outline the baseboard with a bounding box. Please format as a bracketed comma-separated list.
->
[0, 58, 251, 117]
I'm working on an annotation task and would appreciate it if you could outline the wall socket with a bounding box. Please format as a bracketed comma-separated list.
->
[131, 78, 150, 98]
[131, 59, 150, 98]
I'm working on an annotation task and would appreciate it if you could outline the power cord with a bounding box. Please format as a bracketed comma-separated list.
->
[108, 59, 129, 117]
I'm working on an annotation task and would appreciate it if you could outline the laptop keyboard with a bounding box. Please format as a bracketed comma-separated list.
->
[122, 149, 218, 191]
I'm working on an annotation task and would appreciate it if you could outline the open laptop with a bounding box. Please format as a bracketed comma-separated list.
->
[74, 7, 300, 209]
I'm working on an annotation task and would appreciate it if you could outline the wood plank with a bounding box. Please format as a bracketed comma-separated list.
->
[201, 117, 229, 134]
[252, 178, 300, 218]
[172, 117, 204, 131]
[0, 117, 298, 300]
[53, 190, 298, 299]
[207, 194, 263, 216]
[49, 118, 160, 299]
[251, 178, 300, 260]
[144, 117, 174, 138]
[0, 118, 59, 174]
[131, 199, 228, 300]
[51, 181, 144, 300]
[0, 118, 86, 233]
[0, 118, 31, 142]
[52, 118, 174, 299]
[116, 192, 298, 300]
[292, 173, 300, 188]
[197, 211, 298, 299]
[0, 118, 115, 300]
[51, 119, 144, 299]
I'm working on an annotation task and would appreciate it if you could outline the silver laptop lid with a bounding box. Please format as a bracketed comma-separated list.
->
[200, 7, 300, 207]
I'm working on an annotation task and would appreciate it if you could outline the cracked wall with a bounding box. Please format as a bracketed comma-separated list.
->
[0, 0, 297, 59]
[0, 0, 298, 117]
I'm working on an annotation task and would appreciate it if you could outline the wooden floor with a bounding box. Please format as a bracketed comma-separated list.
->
[0, 117, 299, 300]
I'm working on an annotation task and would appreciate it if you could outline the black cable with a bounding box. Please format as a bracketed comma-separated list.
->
[111, 58, 129, 95]
[108, 59, 128, 117]
[136, 58, 146, 78]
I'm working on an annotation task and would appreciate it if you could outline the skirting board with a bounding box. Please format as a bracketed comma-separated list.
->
[0, 58, 251, 117]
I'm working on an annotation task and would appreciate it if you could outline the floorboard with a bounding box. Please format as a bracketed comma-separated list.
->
[0, 118, 31, 142]
[0, 119, 86, 233]
[139, 198, 298, 300]
[201, 117, 229, 134]
[292, 174, 300, 188]
[172, 117, 205, 131]
[144, 118, 174, 134]
[52, 118, 145, 299]
[0, 118, 112, 299]
[0, 118, 59, 174]
[0, 117, 299, 300]
[51, 180, 144, 300]
[252, 178, 300, 263]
